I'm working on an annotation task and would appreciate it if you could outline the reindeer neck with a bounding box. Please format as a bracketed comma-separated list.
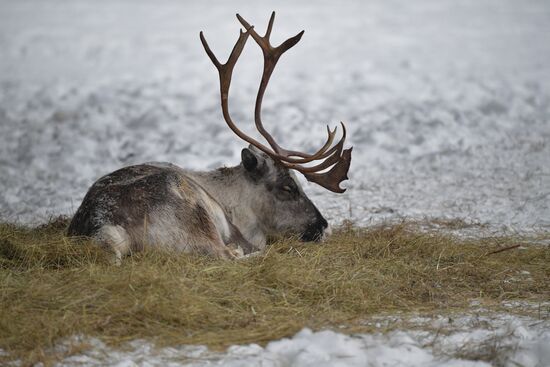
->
[188, 165, 267, 248]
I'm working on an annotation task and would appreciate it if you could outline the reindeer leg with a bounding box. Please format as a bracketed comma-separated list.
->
[95, 225, 132, 265]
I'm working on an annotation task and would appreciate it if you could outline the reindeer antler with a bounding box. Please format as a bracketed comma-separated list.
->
[200, 12, 352, 193]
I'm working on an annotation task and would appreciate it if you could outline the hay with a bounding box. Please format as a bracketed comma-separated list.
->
[0, 219, 548, 364]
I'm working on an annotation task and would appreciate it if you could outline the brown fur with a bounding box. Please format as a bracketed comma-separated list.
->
[68, 163, 252, 259]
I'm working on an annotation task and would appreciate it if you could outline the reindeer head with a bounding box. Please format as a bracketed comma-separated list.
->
[240, 145, 329, 241]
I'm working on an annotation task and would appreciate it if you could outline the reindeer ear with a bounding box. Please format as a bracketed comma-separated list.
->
[241, 148, 258, 171]
[241, 148, 267, 179]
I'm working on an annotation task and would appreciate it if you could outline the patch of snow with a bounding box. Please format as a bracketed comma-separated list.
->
[45, 313, 549, 366]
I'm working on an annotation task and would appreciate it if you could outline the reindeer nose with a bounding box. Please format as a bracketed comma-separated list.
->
[298, 206, 328, 242]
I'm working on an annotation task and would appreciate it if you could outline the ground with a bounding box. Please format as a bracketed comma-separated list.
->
[0, 0, 549, 366]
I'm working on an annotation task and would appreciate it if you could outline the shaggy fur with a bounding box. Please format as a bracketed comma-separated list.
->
[68, 146, 329, 259]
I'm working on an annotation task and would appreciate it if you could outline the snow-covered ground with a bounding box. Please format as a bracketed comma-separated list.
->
[45, 310, 550, 367]
[1, 0, 549, 234]
[1, 0, 549, 365]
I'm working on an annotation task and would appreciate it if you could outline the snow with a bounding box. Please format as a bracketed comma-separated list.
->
[1, 0, 549, 365]
[46, 312, 549, 366]
[0, 0, 549, 235]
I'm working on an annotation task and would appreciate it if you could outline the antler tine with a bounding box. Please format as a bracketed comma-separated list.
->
[276, 122, 351, 193]
[287, 122, 348, 173]
[303, 147, 353, 193]
[200, 29, 249, 100]
[199, 32, 221, 69]
[284, 122, 352, 192]
[264, 11, 275, 40]
[278, 125, 337, 160]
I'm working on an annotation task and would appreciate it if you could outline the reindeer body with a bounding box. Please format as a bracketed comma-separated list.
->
[68, 163, 252, 259]
[68, 147, 330, 260]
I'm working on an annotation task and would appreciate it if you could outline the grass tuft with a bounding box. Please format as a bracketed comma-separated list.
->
[0, 220, 548, 364]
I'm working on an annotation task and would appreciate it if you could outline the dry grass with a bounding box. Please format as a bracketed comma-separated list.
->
[0, 218, 548, 365]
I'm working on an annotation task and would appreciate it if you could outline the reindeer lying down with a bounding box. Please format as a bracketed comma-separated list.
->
[67, 13, 352, 261]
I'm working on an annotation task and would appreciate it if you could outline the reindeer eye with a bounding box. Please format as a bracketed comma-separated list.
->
[282, 181, 298, 194]
[277, 182, 298, 200]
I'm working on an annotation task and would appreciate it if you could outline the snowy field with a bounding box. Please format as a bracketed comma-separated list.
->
[47, 310, 550, 366]
[1, 0, 549, 365]
[1, 0, 549, 234]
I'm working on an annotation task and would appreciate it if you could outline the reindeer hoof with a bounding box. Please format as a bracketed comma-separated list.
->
[226, 243, 244, 258]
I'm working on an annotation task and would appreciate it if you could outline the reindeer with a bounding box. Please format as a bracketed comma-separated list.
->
[67, 12, 352, 261]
